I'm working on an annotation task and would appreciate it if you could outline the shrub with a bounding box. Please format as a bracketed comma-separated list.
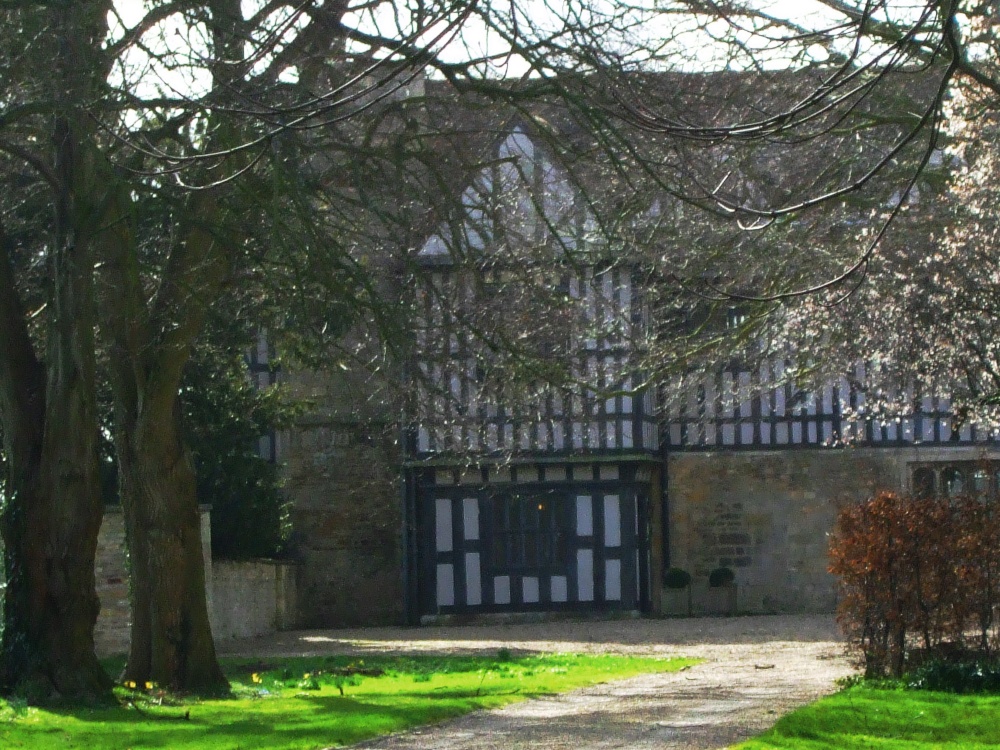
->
[182, 348, 300, 560]
[907, 659, 1000, 694]
[829, 490, 1000, 677]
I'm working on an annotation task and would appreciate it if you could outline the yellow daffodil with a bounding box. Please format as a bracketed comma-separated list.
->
[124, 681, 136, 689]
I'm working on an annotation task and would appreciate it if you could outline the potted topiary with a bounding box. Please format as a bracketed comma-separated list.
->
[707, 566, 737, 615]
[662, 567, 693, 617]
[708, 566, 735, 588]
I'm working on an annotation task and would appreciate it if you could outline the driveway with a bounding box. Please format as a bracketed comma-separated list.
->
[218, 614, 854, 749]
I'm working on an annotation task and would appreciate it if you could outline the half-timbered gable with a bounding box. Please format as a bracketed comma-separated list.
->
[404, 125, 661, 620]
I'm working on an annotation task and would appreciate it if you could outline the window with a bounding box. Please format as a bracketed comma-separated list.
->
[490, 491, 568, 574]
[909, 461, 999, 500]
[912, 467, 936, 499]
[942, 466, 964, 498]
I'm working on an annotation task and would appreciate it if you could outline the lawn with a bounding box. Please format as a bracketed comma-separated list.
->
[736, 685, 1000, 749]
[0, 652, 696, 750]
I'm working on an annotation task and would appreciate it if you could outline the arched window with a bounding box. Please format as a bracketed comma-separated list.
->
[942, 466, 965, 498]
[912, 467, 936, 499]
[911, 462, 1000, 501]
[972, 468, 990, 496]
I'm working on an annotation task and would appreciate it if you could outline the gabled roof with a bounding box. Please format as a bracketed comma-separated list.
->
[418, 123, 600, 264]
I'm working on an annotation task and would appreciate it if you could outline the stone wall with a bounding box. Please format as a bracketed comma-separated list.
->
[94, 506, 298, 655]
[663, 445, 1000, 616]
[94, 509, 131, 656]
[210, 560, 299, 640]
[94, 506, 230, 655]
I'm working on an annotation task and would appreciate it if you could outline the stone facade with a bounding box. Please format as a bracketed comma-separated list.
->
[283, 418, 403, 626]
[275, 344, 1000, 626]
[281, 366, 404, 626]
[663, 445, 1000, 616]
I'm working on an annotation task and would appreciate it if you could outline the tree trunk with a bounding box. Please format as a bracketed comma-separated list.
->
[96, 186, 229, 692]
[0, 431, 109, 699]
[116, 401, 225, 691]
[0, 216, 109, 700]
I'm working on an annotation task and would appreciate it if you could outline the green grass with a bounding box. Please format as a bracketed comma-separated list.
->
[736, 685, 1000, 749]
[0, 652, 697, 750]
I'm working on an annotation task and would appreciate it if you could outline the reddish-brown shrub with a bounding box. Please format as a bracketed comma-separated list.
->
[829, 491, 1000, 677]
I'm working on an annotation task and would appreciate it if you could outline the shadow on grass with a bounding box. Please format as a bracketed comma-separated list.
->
[4, 653, 693, 750]
[22, 693, 504, 750]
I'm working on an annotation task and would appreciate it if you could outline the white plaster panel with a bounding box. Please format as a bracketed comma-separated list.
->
[605, 559, 622, 601]
[576, 496, 593, 536]
[588, 423, 600, 448]
[465, 553, 481, 606]
[577, 550, 594, 601]
[551, 576, 568, 602]
[463, 498, 479, 541]
[722, 372, 735, 417]
[553, 424, 565, 450]
[738, 371, 751, 417]
[522, 576, 539, 603]
[604, 495, 621, 547]
[940, 419, 952, 441]
[517, 466, 539, 482]
[436, 564, 454, 607]
[494, 575, 511, 605]
[435, 498, 453, 552]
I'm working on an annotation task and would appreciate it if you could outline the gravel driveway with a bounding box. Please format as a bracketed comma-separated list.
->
[219, 614, 855, 749]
